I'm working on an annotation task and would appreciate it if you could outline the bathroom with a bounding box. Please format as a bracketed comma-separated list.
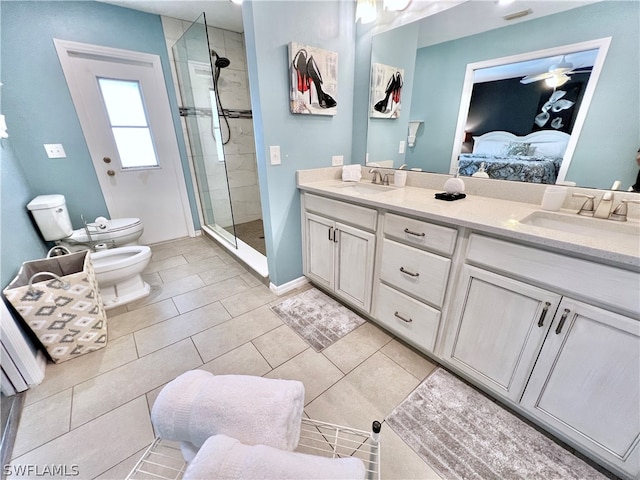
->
[1, 0, 638, 478]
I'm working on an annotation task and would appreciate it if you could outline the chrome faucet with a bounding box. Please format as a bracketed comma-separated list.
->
[369, 168, 383, 185]
[593, 190, 615, 219]
[572, 193, 595, 216]
[610, 198, 640, 222]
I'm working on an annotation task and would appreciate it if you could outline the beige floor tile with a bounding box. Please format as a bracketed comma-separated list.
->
[172, 276, 250, 314]
[142, 271, 163, 287]
[198, 262, 247, 286]
[94, 445, 149, 480]
[144, 254, 188, 274]
[265, 348, 344, 405]
[108, 299, 178, 341]
[70, 339, 202, 428]
[322, 322, 393, 374]
[127, 274, 206, 309]
[221, 284, 277, 317]
[381, 339, 439, 381]
[252, 324, 308, 368]
[146, 383, 168, 418]
[240, 271, 263, 287]
[183, 245, 227, 263]
[9, 397, 154, 480]
[134, 301, 230, 356]
[12, 389, 72, 458]
[201, 342, 271, 376]
[304, 351, 421, 432]
[158, 255, 226, 283]
[380, 424, 443, 479]
[191, 305, 282, 362]
[25, 334, 138, 406]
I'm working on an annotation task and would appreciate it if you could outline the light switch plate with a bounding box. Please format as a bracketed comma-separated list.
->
[269, 145, 281, 165]
[44, 144, 67, 158]
[398, 141, 406, 154]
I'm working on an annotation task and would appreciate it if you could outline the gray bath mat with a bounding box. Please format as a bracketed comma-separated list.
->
[386, 368, 607, 480]
[271, 288, 366, 351]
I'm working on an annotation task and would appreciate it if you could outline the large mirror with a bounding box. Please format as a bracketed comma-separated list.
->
[363, 1, 640, 191]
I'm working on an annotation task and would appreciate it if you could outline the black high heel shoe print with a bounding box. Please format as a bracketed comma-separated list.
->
[292, 49, 311, 100]
[374, 74, 397, 113]
[307, 55, 337, 109]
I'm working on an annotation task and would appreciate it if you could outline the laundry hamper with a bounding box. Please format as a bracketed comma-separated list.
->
[125, 418, 381, 480]
[2, 250, 107, 364]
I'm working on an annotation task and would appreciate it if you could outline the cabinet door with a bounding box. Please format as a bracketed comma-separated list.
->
[304, 212, 335, 289]
[521, 299, 640, 478]
[334, 222, 376, 312]
[444, 265, 561, 402]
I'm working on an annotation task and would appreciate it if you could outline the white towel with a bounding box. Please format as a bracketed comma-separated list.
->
[183, 434, 366, 480]
[342, 164, 362, 182]
[151, 370, 304, 451]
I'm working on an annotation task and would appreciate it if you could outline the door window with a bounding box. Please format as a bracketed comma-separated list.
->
[97, 77, 159, 169]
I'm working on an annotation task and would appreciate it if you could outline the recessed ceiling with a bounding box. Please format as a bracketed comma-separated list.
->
[98, 0, 244, 32]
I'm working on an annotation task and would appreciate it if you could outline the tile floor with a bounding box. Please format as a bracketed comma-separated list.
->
[8, 235, 442, 479]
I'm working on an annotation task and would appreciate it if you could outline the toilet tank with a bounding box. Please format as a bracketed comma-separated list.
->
[27, 195, 73, 241]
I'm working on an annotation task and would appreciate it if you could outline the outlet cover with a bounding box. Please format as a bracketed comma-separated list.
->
[44, 144, 67, 159]
[332, 155, 344, 166]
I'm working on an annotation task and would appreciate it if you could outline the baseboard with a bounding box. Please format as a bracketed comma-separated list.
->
[270, 276, 308, 296]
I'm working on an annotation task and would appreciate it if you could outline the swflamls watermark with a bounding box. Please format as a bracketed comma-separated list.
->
[3, 464, 80, 477]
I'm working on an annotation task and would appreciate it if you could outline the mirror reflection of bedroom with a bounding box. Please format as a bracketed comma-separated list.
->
[454, 42, 607, 185]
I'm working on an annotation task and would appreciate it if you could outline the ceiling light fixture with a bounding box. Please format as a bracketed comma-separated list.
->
[545, 74, 570, 88]
[356, 0, 377, 24]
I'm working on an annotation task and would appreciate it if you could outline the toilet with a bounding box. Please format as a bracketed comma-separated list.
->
[27, 194, 152, 310]
[26, 194, 143, 251]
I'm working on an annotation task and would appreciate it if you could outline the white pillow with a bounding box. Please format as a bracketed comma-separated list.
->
[529, 141, 568, 157]
[472, 138, 506, 155]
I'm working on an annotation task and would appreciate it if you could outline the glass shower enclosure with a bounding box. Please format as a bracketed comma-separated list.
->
[172, 13, 237, 248]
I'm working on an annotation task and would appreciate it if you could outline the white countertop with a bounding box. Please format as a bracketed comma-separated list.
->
[297, 177, 640, 271]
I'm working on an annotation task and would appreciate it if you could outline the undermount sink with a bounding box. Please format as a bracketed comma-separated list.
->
[335, 183, 396, 195]
[520, 210, 640, 241]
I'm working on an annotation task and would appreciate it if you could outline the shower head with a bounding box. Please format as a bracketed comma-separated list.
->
[210, 50, 231, 69]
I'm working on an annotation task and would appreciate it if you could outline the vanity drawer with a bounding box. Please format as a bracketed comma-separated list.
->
[374, 282, 440, 352]
[384, 213, 457, 256]
[304, 193, 377, 231]
[380, 238, 451, 308]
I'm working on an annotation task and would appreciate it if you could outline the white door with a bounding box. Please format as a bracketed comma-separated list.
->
[334, 222, 375, 312]
[304, 212, 334, 290]
[54, 39, 193, 245]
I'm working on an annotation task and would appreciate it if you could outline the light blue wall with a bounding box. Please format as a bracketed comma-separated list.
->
[243, 1, 356, 286]
[0, 140, 48, 287]
[405, 1, 640, 189]
[0, 1, 199, 232]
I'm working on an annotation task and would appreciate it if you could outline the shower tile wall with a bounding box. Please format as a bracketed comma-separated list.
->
[161, 16, 262, 229]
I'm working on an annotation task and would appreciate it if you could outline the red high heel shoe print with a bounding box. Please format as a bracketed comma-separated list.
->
[292, 49, 311, 99]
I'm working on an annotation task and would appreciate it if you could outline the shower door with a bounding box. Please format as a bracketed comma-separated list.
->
[173, 13, 237, 247]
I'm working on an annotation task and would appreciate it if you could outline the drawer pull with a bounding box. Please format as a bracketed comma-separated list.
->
[328, 226, 333, 241]
[555, 308, 570, 334]
[537, 302, 551, 327]
[394, 311, 413, 323]
[399, 267, 419, 277]
[404, 227, 425, 238]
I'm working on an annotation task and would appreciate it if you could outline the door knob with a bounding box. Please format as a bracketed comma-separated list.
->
[103, 157, 112, 164]
[107, 169, 115, 176]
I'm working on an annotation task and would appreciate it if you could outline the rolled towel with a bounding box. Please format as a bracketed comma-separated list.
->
[180, 441, 199, 463]
[151, 370, 304, 451]
[183, 435, 366, 480]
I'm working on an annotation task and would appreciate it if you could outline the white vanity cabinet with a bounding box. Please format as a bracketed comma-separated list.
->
[302, 194, 377, 312]
[442, 233, 640, 479]
[373, 213, 457, 353]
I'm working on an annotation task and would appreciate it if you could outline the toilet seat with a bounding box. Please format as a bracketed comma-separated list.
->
[66, 218, 143, 245]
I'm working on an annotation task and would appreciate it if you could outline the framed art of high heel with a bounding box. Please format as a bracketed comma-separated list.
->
[289, 41, 338, 116]
[370, 63, 404, 119]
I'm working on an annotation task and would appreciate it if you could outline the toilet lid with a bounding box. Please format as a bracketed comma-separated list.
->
[67, 218, 142, 243]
